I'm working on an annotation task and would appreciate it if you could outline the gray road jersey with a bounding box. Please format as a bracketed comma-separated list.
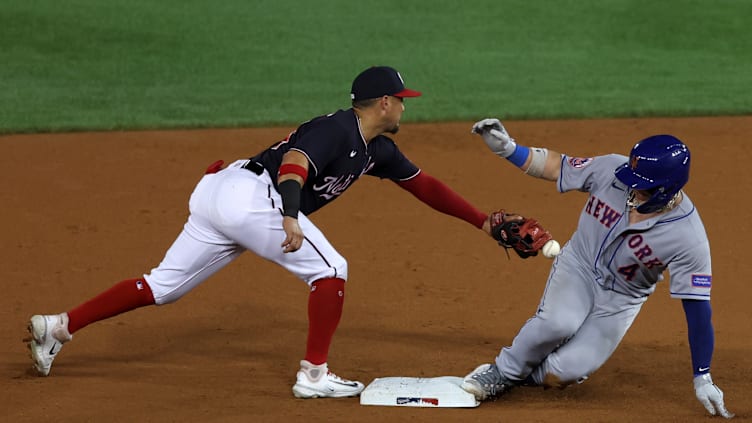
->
[557, 154, 712, 299]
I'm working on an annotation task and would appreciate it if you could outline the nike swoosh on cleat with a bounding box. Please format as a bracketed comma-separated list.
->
[332, 380, 359, 388]
[49, 342, 60, 355]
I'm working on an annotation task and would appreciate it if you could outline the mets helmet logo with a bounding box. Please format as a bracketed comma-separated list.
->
[630, 155, 639, 170]
[568, 157, 593, 168]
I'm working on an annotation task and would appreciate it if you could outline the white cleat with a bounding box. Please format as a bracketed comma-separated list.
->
[27, 313, 72, 376]
[292, 360, 364, 399]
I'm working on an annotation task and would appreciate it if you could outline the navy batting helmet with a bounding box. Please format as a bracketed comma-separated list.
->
[614, 134, 690, 213]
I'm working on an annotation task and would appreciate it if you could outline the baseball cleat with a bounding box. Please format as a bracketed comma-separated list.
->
[292, 360, 364, 399]
[461, 363, 515, 401]
[26, 313, 73, 376]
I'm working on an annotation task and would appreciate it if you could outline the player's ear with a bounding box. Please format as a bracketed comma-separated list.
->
[379, 95, 390, 110]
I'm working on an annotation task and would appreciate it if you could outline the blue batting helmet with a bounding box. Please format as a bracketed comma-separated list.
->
[614, 134, 690, 213]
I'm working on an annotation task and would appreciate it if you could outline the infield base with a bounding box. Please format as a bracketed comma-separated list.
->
[359, 376, 479, 408]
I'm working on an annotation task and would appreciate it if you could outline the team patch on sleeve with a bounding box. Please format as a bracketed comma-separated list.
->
[691, 274, 712, 288]
[568, 157, 593, 168]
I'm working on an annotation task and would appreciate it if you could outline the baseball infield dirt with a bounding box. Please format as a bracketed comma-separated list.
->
[2, 117, 750, 422]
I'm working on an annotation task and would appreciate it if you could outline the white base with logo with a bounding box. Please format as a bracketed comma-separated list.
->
[360, 376, 479, 408]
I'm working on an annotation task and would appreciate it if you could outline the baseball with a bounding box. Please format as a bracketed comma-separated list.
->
[542, 240, 561, 258]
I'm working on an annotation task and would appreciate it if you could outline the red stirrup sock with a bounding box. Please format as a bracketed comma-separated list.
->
[66, 278, 155, 334]
[305, 277, 345, 365]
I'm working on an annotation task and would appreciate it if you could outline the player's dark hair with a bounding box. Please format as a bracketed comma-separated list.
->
[352, 97, 380, 109]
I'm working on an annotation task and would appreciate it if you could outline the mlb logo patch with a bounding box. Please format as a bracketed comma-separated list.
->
[568, 157, 593, 168]
[691, 274, 712, 288]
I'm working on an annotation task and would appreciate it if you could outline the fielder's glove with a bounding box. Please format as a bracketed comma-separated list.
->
[694, 373, 734, 419]
[489, 210, 553, 259]
[471, 118, 517, 158]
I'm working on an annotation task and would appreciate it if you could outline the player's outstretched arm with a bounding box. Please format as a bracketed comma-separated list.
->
[683, 299, 734, 419]
[395, 171, 487, 230]
[471, 118, 562, 182]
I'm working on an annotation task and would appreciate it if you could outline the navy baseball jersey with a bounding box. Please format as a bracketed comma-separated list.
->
[252, 108, 420, 215]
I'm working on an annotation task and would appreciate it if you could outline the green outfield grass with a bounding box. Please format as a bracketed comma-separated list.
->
[1, 0, 751, 133]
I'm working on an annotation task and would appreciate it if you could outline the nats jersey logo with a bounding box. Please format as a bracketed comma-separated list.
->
[692, 274, 712, 288]
[312, 156, 374, 201]
[568, 157, 593, 168]
[313, 174, 357, 200]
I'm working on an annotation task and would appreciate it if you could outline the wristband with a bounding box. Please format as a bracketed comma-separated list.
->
[507, 145, 531, 167]
[278, 179, 302, 218]
[278, 163, 308, 184]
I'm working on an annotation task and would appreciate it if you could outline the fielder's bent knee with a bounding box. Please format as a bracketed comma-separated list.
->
[305, 256, 348, 284]
[143, 274, 185, 305]
[334, 259, 348, 281]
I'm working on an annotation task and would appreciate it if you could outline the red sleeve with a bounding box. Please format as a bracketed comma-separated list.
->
[395, 171, 487, 229]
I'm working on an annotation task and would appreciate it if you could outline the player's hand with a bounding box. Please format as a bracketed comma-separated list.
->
[471, 118, 517, 158]
[281, 216, 304, 253]
[482, 210, 523, 237]
[694, 374, 734, 418]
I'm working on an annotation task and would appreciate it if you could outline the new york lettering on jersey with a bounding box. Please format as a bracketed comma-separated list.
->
[572, 162, 667, 295]
[584, 195, 622, 228]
